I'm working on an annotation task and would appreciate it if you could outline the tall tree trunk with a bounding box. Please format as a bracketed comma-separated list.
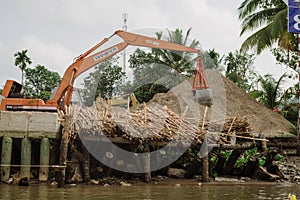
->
[21, 70, 24, 85]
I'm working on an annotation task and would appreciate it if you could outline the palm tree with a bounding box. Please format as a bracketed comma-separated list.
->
[14, 50, 32, 85]
[128, 28, 200, 102]
[197, 49, 225, 73]
[152, 28, 200, 76]
[256, 73, 286, 109]
[238, 0, 296, 54]
[224, 50, 257, 92]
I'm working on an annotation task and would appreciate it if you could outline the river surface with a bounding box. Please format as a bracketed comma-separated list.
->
[0, 181, 299, 200]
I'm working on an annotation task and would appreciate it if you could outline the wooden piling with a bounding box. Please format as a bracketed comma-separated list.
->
[201, 106, 209, 182]
[186, 158, 201, 179]
[143, 145, 151, 183]
[39, 138, 50, 181]
[261, 140, 267, 152]
[223, 149, 242, 175]
[230, 132, 236, 145]
[1, 137, 12, 182]
[82, 145, 90, 183]
[57, 108, 71, 188]
[214, 154, 226, 176]
[242, 156, 259, 177]
[21, 137, 31, 179]
[201, 140, 209, 182]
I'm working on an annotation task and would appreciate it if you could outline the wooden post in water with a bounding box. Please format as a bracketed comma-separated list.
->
[82, 145, 90, 183]
[57, 108, 70, 188]
[201, 106, 209, 182]
[21, 137, 31, 179]
[143, 145, 151, 183]
[1, 137, 12, 182]
[39, 137, 50, 181]
[201, 139, 209, 182]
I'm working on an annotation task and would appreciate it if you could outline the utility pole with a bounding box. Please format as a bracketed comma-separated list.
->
[122, 13, 128, 83]
[286, 0, 300, 155]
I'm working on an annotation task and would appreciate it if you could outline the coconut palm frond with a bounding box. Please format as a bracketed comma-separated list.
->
[240, 25, 275, 54]
[238, 0, 263, 19]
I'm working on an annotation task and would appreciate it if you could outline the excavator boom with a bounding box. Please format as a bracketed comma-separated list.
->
[0, 30, 212, 111]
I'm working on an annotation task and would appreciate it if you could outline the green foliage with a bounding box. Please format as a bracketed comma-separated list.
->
[134, 83, 168, 103]
[220, 150, 232, 160]
[272, 47, 298, 73]
[238, 0, 291, 54]
[255, 73, 286, 109]
[81, 57, 125, 106]
[23, 65, 61, 101]
[153, 28, 200, 76]
[274, 153, 285, 161]
[128, 28, 200, 102]
[224, 50, 258, 92]
[258, 157, 266, 166]
[203, 49, 225, 72]
[14, 49, 32, 85]
[234, 148, 258, 168]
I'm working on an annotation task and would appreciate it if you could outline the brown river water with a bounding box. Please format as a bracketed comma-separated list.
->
[0, 182, 299, 200]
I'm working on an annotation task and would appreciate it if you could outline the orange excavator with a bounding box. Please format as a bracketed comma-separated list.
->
[0, 30, 212, 111]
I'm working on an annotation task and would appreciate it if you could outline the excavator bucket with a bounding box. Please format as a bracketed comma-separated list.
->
[192, 58, 213, 106]
[195, 88, 213, 106]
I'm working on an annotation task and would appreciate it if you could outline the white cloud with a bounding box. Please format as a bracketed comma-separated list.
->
[20, 36, 74, 75]
[0, 40, 21, 86]
[0, 0, 292, 89]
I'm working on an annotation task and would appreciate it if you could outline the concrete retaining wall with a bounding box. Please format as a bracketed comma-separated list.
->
[0, 111, 59, 138]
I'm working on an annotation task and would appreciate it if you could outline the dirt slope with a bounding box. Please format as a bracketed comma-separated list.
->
[149, 69, 295, 137]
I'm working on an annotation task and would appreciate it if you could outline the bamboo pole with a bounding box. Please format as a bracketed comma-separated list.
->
[219, 133, 269, 142]
[201, 106, 208, 129]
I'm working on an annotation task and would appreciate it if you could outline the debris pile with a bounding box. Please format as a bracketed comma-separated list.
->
[273, 161, 300, 183]
[65, 70, 295, 145]
[70, 97, 252, 145]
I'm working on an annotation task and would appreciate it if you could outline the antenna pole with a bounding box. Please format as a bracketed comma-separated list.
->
[122, 13, 128, 83]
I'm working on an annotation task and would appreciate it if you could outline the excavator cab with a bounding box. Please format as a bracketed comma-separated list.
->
[2, 80, 23, 98]
[192, 58, 213, 106]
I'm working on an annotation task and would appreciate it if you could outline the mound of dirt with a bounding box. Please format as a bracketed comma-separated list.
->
[149, 69, 295, 137]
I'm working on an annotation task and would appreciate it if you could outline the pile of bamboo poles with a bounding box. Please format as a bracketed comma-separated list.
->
[67, 98, 253, 145]
[222, 116, 252, 137]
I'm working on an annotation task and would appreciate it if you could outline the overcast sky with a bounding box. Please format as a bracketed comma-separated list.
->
[0, 0, 291, 88]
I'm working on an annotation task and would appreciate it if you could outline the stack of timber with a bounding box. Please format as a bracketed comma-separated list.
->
[66, 97, 254, 146]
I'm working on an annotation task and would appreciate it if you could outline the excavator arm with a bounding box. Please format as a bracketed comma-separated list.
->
[45, 30, 211, 109]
